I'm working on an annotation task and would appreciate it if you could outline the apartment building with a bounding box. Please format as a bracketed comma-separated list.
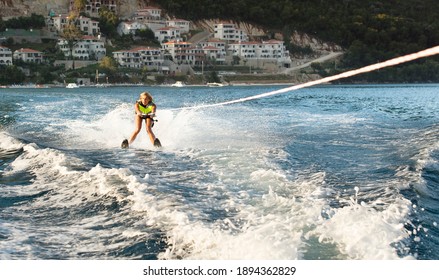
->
[155, 27, 182, 43]
[52, 15, 70, 33]
[113, 46, 164, 69]
[52, 15, 100, 36]
[77, 16, 100, 36]
[214, 23, 248, 42]
[167, 19, 190, 34]
[0, 46, 13, 66]
[70, 0, 117, 17]
[198, 38, 227, 64]
[228, 40, 292, 68]
[117, 21, 148, 35]
[132, 7, 162, 20]
[13, 48, 44, 64]
[57, 35, 106, 61]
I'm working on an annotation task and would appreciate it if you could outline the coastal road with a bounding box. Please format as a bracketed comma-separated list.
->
[283, 52, 344, 74]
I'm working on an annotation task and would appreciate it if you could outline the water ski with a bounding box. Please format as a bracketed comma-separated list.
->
[154, 138, 162, 148]
[121, 139, 129, 149]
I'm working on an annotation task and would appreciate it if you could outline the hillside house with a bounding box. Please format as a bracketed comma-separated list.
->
[0, 46, 13, 66]
[13, 48, 43, 64]
[52, 15, 100, 36]
[77, 16, 100, 36]
[113, 46, 164, 70]
[52, 15, 69, 33]
[155, 27, 182, 43]
[57, 35, 106, 61]
[162, 40, 205, 66]
[214, 23, 248, 42]
[117, 21, 148, 36]
[132, 7, 162, 21]
[198, 38, 227, 64]
[228, 40, 292, 68]
[122, 7, 168, 34]
[70, 0, 117, 17]
[167, 19, 190, 34]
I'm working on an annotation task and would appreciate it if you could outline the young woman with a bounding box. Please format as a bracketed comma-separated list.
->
[121, 91, 161, 148]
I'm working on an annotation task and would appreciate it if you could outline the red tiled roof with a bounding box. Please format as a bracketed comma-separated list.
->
[16, 48, 42, 53]
[163, 40, 191, 45]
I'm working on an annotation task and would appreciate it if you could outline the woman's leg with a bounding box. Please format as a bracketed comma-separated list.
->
[128, 116, 142, 144]
[145, 118, 156, 144]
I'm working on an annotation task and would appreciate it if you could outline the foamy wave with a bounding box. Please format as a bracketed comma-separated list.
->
[0, 132, 25, 150]
[308, 197, 414, 259]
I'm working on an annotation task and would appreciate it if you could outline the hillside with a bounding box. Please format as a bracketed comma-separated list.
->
[0, 0, 144, 19]
[2, 0, 439, 82]
[152, 0, 439, 82]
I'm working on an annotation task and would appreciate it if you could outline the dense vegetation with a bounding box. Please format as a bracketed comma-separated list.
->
[154, 0, 439, 82]
[0, 13, 45, 30]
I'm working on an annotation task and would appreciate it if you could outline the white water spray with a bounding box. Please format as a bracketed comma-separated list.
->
[183, 45, 439, 110]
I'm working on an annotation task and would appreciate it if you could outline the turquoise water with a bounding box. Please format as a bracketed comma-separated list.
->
[1, 84, 439, 259]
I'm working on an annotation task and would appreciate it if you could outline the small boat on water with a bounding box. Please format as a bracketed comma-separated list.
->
[66, 83, 79, 88]
[171, 81, 184, 87]
[207, 82, 225, 87]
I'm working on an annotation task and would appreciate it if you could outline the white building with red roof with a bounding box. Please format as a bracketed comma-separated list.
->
[228, 41, 259, 58]
[77, 16, 100, 36]
[52, 14, 70, 33]
[113, 46, 164, 69]
[167, 19, 191, 34]
[198, 38, 227, 64]
[162, 40, 205, 66]
[154, 27, 182, 43]
[132, 7, 162, 20]
[13, 48, 43, 64]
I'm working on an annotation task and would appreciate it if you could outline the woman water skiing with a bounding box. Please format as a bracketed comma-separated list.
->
[122, 91, 161, 148]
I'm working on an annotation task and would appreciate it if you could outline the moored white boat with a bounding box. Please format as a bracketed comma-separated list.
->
[66, 83, 79, 88]
[207, 82, 225, 87]
[171, 81, 184, 87]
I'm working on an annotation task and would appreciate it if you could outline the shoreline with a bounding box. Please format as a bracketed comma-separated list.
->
[3, 81, 439, 89]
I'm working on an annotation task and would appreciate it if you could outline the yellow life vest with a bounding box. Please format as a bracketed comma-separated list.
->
[138, 101, 154, 114]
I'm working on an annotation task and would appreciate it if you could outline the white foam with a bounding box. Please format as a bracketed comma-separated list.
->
[0, 132, 25, 150]
[308, 197, 413, 259]
[1, 131, 416, 260]
[1, 98, 420, 260]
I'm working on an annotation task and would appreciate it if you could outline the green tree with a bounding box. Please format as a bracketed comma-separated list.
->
[0, 18, 5, 32]
[0, 66, 26, 85]
[72, 0, 87, 15]
[61, 16, 83, 69]
[208, 71, 220, 83]
[136, 28, 156, 41]
[99, 6, 119, 37]
[3, 14, 45, 29]
[99, 56, 117, 72]
[232, 55, 240, 66]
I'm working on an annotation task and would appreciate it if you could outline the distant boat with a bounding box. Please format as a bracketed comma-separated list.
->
[10, 84, 38, 88]
[66, 83, 79, 88]
[95, 83, 109, 87]
[207, 82, 225, 87]
[171, 81, 184, 87]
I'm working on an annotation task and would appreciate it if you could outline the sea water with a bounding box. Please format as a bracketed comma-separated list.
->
[1, 84, 439, 260]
